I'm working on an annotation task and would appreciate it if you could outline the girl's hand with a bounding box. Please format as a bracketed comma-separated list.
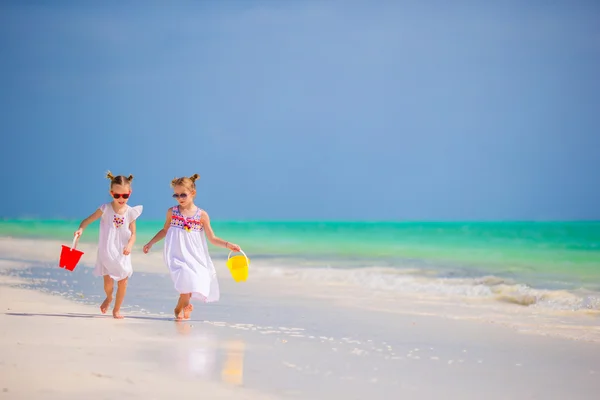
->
[74, 228, 83, 239]
[143, 243, 152, 254]
[227, 242, 241, 252]
[123, 245, 132, 255]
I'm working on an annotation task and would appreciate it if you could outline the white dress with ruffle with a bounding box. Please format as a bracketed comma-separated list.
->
[163, 206, 220, 302]
[93, 203, 143, 281]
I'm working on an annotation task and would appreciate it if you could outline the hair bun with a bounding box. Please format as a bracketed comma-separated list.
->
[190, 173, 200, 182]
[106, 171, 115, 180]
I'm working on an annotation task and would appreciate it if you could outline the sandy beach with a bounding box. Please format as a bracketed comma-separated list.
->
[1, 237, 600, 399]
[3, 0, 599, 398]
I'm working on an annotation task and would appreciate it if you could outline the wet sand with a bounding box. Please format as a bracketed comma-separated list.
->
[1, 237, 599, 399]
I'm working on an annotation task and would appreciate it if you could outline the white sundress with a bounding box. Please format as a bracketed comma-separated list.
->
[164, 206, 220, 302]
[93, 203, 143, 281]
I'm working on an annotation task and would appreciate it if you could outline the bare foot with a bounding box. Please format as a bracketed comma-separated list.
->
[100, 297, 113, 314]
[183, 304, 194, 320]
[174, 307, 184, 321]
[112, 310, 124, 319]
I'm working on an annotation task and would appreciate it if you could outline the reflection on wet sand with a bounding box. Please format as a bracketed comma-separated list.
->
[175, 320, 193, 335]
[221, 340, 245, 386]
[174, 322, 245, 386]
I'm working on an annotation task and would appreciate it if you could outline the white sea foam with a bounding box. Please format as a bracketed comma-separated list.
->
[252, 264, 600, 311]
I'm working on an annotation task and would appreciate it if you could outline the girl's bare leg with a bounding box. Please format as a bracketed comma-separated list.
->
[174, 294, 192, 320]
[100, 275, 114, 314]
[112, 277, 128, 319]
[183, 294, 193, 319]
[174, 295, 184, 320]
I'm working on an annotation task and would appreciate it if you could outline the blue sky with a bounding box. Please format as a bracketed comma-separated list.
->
[1, 0, 599, 221]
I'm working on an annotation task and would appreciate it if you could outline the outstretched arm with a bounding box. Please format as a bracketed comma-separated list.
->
[74, 209, 103, 238]
[124, 220, 137, 255]
[201, 210, 241, 252]
[143, 209, 172, 253]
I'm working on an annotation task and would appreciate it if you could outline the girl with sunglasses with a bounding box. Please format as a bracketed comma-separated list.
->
[74, 171, 143, 319]
[143, 174, 240, 321]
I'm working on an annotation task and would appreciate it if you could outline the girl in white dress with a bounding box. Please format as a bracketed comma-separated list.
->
[143, 174, 241, 321]
[75, 171, 143, 319]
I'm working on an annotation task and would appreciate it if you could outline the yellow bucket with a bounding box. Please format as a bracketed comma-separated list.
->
[226, 250, 250, 282]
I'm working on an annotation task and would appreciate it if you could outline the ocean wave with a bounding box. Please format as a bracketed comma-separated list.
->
[252, 264, 600, 311]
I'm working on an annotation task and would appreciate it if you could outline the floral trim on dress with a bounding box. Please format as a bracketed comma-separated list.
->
[170, 207, 203, 232]
[113, 215, 124, 229]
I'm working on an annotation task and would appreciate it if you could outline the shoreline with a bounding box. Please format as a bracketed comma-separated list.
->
[2, 236, 599, 343]
[2, 238, 600, 399]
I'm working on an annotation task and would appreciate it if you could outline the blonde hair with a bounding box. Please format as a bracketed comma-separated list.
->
[106, 170, 134, 188]
[171, 174, 200, 192]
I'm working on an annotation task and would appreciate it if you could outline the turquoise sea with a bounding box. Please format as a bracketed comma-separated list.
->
[1, 219, 599, 310]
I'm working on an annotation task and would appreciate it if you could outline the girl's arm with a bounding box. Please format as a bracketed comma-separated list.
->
[74, 209, 103, 238]
[123, 220, 137, 255]
[201, 210, 241, 252]
[143, 209, 172, 253]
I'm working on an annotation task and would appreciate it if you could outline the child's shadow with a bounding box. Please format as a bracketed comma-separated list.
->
[5, 312, 175, 322]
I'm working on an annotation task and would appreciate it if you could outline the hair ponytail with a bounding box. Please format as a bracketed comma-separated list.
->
[106, 170, 134, 188]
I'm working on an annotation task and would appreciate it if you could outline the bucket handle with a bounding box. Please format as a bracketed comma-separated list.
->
[71, 236, 80, 251]
[227, 249, 249, 267]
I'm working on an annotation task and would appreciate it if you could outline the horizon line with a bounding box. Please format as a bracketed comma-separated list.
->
[2, 218, 600, 224]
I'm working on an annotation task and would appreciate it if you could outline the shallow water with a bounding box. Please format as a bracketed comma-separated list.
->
[3, 262, 600, 400]
[3, 220, 600, 315]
